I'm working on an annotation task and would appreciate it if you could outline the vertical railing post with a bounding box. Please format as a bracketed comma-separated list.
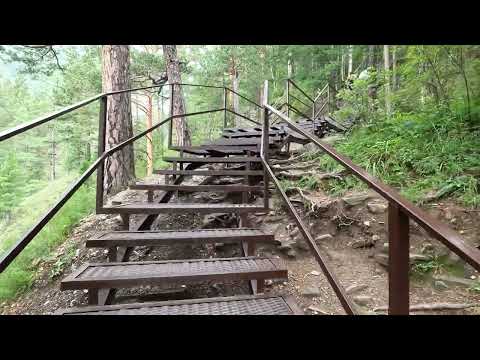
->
[168, 83, 174, 149]
[388, 202, 410, 315]
[223, 87, 227, 129]
[262, 80, 269, 210]
[312, 97, 315, 120]
[96, 95, 107, 213]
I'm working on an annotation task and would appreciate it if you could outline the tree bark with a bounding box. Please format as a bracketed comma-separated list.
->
[367, 45, 375, 68]
[146, 94, 154, 176]
[348, 45, 353, 76]
[163, 45, 191, 147]
[101, 45, 135, 196]
[229, 55, 240, 127]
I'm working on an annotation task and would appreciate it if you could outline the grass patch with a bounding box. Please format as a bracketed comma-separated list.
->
[0, 174, 95, 301]
[312, 110, 479, 207]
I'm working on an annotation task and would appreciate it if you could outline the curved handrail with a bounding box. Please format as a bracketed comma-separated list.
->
[0, 108, 224, 273]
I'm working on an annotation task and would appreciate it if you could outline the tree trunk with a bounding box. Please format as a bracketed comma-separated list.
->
[163, 45, 191, 147]
[392, 45, 397, 91]
[348, 45, 353, 76]
[146, 94, 154, 176]
[367, 45, 375, 68]
[229, 56, 240, 127]
[384, 45, 391, 116]
[102, 45, 136, 196]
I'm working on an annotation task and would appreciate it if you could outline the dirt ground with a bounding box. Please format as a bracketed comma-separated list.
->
[1, 164, 479, 315]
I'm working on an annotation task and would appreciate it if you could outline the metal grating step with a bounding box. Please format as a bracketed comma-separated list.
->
[60, 257, 287, 291]
[86, 228, 274, 248]
[129, 184, 263, 192]
[154, 169, 264, 176]
[162, 156, 261, 163]
[55, 295, 302, 315]
[101, 203, 267, 215]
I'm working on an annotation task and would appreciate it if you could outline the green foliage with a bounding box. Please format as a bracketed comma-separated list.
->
[0, 177, 94, 301]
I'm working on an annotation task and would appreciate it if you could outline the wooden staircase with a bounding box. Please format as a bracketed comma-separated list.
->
[55, 103, 340, 315]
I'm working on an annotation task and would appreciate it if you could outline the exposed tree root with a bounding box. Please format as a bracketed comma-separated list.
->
[373, 303, 479, 312]
[285, 187, 331, 216]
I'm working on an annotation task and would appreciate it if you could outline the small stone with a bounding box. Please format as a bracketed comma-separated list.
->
[265, 280, 273, 286]
[353, 295, 372, 306]
[433, 275, 476, 287]
[302, 285, 321, 297]
[433, 280, 449, 290]
[421, 242, 435, 254]
[278, 240, 294, 253]
[367, 202, 387, 214]
[471, 275, 477, 280]
[290, 228, 300, 237]
[363, 221, 371, 227]
[409, 253, 431, 263]
[314, 234, 333, 242]
[459, 230, 465, 234]
[342, 193, 371, 206]
[214, 242, 225, 249]
[310, 270, 321, 276]
[286, 249, 297, 258]
[372, 235, 380, 242]
[75, 249, 81, 258]
[345, 284, 368, 294]
[83, 289, 88, 294]
[375, 253, 389, 267]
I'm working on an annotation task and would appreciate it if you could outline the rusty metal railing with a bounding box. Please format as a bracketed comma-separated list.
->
[262, 79, 480, 314]
[0, 81, 263, 274]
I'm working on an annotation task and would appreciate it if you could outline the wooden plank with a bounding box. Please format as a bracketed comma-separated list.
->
[154, 169, 264, 176]
[60, 257, 288, 290]
[86, 228, 275, 248]
[130, 184, 263, 192]
[101, 203, 267, 215]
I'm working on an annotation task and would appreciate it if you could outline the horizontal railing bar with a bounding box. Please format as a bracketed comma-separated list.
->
[225, 108, 261, 126]
[265, 104, 480, 272]
[286, 103, 314, 122]
[226, 88, 262, 109]
[0, 83, 227, 143]
[0, 108, 224, 273]
[287, 79, 314, 103]
[288, 93, 311, 109]
[0, 94, 104, 142]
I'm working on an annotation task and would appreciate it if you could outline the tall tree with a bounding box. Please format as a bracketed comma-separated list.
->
[163, 45, 191, 147]
[101, 45, 135, 196]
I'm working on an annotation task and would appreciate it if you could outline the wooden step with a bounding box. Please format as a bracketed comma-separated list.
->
[60, 257, 288, 292]
[55, 295, 302, 315]
[172, 145, 259, 155]
[154, 169, 264, 176]
[130, 184, 263, 192]
[86, 228, 274, 248]
[162, 156, 261, 163]
[101, 203, 267, 215]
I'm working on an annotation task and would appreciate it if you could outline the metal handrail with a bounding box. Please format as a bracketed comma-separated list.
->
[261, 80, 356, 314]
[265, 103, 480, 314]
[0, 108, 224, 273]
[287, 79, 315, 104]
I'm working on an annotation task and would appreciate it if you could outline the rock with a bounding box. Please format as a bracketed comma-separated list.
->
[433, 280, 449, 290]
[352, 239, 375, 249]
[367, 202, 387, 214]
[294, 238, 310, 251]
[265, 280, 273, 287]
[302, 285, 321, 297]
[278, 240, 295, 253]
[372, 235, 380, 242]
[286, 249, 297, 258]
[421, 242, 435, 254]
[290, 228, 300, 238]
[375, 253, 389, 267]
[342, 193, 372, 206]
[363, 221, 371, 227]
[353, 295, 372, 306]
[345, 284, 368, 294]
[310, 270, 321, 276]
[409, 254, 431, 263]
[314, 234, 333, 242]
[307, 305, 329, 315]
[264, 215, 284, 223]
[433, 275, 476, 287]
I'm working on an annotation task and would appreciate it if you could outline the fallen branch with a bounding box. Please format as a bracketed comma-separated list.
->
[373, 303, 479, 312]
